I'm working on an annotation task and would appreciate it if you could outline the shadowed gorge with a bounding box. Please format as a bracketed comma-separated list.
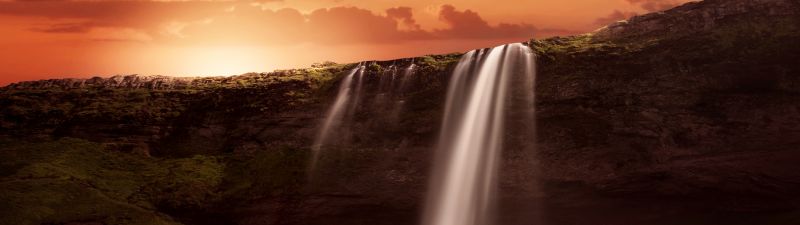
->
[2, 0, 800, 225]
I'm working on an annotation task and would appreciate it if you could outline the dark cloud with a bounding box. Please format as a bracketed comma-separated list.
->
[594, 10, 638, 26]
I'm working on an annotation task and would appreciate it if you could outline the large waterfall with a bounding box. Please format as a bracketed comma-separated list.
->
[423, 43, 537, 225]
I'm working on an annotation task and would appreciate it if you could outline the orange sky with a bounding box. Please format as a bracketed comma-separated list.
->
[0, 0, 692, 86]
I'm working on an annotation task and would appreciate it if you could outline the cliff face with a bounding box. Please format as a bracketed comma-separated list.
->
[2, 0, 800, 225]
[529, 0, 800, 220]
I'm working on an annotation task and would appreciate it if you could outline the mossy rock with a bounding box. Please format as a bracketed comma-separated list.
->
[0, 138, 225, 225]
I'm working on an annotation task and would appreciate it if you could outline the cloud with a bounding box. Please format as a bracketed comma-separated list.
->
[626, 0, 684, 12]
[0, 0, 233, 27]
[594, 10, 638, 26]
[30, 22, 95, 33]
[433, 4, 543, 39]
[305, 6, 431, 44]
[386, 7, 420, 30]
[0, 0, 570, 44]
[88, 27, 153, 42]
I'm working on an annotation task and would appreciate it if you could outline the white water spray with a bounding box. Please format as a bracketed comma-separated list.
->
[423, 43, 536, 225]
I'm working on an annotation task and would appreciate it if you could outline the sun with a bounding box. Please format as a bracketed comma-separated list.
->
[179, 46, 272, 76]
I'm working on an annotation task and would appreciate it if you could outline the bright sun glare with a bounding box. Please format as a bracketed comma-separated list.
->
[180, 46, 271, 76]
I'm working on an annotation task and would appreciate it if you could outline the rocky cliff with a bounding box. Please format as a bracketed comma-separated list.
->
[1, 0, 799, 225]
[529, 0, 800, 221]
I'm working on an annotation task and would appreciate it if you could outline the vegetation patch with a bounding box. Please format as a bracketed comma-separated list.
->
[0, 138, 224, 225]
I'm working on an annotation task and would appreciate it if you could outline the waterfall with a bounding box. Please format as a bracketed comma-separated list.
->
[310, 63, 364, 171]
[397, 61, 416, 93]
[346, 64, 367, 118]
[389, 62, 416, 122]
[423, 43, 536, 225]
[374, 65, 396, 108]
[310, 60, 419, 173]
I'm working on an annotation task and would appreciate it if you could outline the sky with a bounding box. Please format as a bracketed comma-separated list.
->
[0, 0, 692, 86]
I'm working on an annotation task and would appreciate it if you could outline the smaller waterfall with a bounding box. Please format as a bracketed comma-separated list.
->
[374, 65, 397, 109]
[310, 63, 363, 171]
[311, 60, 419, 172]
[423, 43, 536, 225]
[397, 62, 416, 93]
[346, 64, 367, 118]
[389, 63, 416, 122]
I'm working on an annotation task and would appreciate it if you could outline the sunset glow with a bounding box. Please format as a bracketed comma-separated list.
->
[0, 0, 692, 86]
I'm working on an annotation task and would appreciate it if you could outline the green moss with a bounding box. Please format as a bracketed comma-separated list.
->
[221, 147, 308, 199]
[368, 62, 382, 72]
[311, 63, 360, 99]
[0, 179, 180, 225]
[311, 61, 338, 68]
[418, 54, 461, 71]
[532, 34, 624, 55]
[0, 138, 226, 225]
[136, 155, 224, 210]
[0, 88, 197, 126]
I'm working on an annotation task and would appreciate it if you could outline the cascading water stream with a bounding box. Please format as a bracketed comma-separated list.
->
[374, 65, 397, 107]
[398, 61, 416, 93]
[423, 43, 536, 225]
[347, 64, 367, 116]
[310, 63, 364, 171]
[310, 60, 417, 173]
[389, 63, 416, 122]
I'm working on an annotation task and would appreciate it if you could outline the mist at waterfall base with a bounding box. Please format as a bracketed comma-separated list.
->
[308, 43, 537, 225]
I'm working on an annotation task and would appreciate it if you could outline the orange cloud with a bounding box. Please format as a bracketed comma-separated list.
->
[386, 7, 421, 30]
[435, 5, 542, 39]
[0, 0, 568, 45]
[29, 22, 95, 33]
